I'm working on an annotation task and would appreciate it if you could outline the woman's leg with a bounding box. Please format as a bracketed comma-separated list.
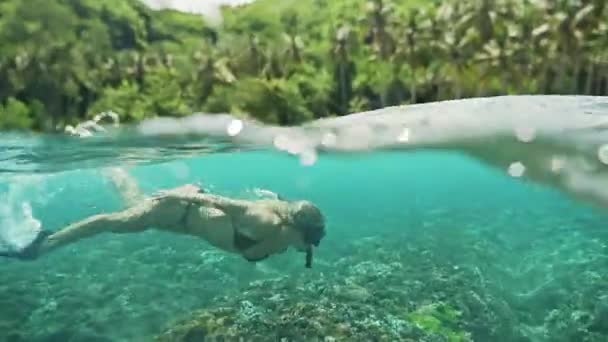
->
[1, 168, 149, 260]
[36, 199, 163, 257]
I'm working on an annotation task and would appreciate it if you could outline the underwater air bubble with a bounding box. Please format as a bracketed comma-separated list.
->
[508, 162, 526, 177]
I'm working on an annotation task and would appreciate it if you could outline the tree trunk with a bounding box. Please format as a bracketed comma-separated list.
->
[339, 62, 347, 114]
[410, 72, 417, 104]
[571, 55, 580, 94]
[600, 65, 607, 96]
[555, 54, 567, 94]
[454, 65, 463, 99]
[585, 62, 594, 95]
[541, 63, 553, 94]
[291, 36, 301, 63]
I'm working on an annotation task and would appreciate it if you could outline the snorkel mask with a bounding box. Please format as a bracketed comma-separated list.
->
[290, 201, 326, 268]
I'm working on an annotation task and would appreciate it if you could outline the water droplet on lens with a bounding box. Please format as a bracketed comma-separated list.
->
[171, 162, 190, 180]
[273, 134, 289, 151]
[515, 126, 535, 143]
[287, 140, 304, 155]
[226, 119, 243, 136]
[551, 156, 565, 173]
[340, 125, 372, 150]
[299, 150, 317, 166]
[598, 145, 608, 165]
[508, 162, 525, 177]
[321, 132, 337, 147]
[397, 127, 410, 143]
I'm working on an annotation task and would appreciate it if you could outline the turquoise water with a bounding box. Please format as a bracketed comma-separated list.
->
[3, 96, 608, 341]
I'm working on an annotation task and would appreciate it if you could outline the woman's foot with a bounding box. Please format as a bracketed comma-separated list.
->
[0, 230, 50, 261]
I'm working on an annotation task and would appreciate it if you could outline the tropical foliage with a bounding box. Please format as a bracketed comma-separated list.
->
[0, 0, 606, 131]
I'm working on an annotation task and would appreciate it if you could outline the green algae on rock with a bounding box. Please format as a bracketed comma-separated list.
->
[407, 302, 471, 342]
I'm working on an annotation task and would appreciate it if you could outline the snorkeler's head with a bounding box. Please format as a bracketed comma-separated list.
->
[289, 200, 326, 247]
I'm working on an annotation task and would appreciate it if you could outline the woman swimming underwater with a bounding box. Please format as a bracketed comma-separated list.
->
[1, 168, 326, 268]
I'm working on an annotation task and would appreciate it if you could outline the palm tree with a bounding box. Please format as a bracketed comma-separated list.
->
[332, 25, 354, 115]
[364, 0, 395, 60]
[191, 48, 236, 106]
[280, 11, 304, 64]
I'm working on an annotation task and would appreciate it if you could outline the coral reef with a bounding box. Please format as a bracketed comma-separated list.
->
[3, 198, 608, 342]
[155, 233, 500, 342]
[154, 206, 608, 342]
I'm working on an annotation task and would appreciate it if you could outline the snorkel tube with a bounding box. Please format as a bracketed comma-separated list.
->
[305, 245, 313, 268]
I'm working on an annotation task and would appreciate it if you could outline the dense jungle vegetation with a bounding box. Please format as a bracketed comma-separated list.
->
[0, 0, 606, 131]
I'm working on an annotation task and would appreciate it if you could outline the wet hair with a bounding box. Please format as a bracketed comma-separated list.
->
[290, 201, 326, 247]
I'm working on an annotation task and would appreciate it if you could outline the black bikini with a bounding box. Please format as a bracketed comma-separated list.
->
[180, 187, 268, 262]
